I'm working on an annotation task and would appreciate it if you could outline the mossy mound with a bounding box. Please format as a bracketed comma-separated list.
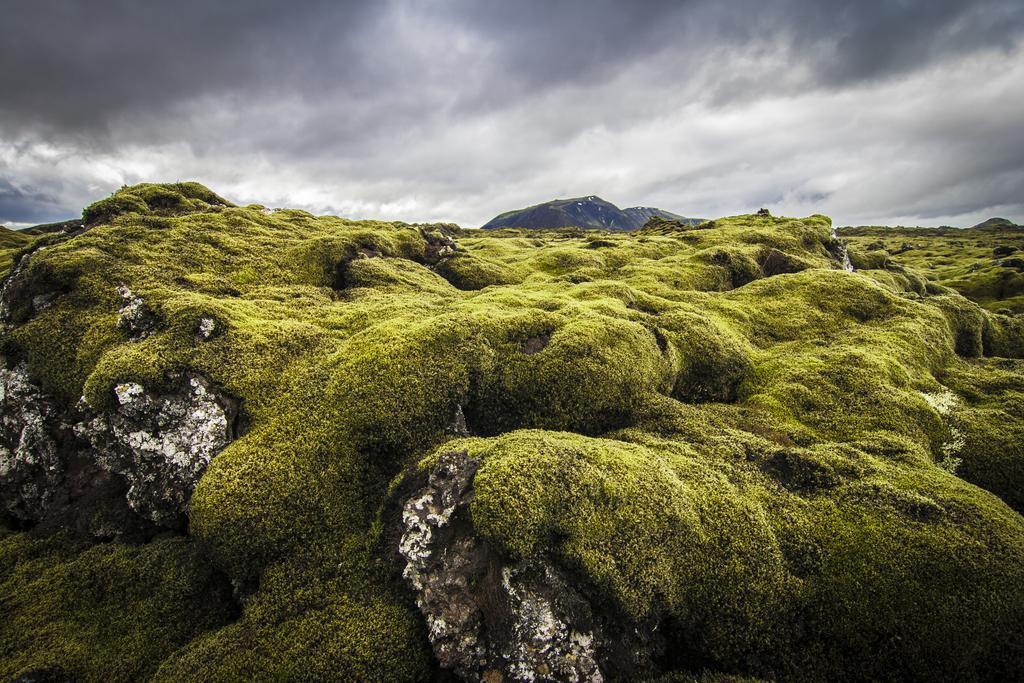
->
[0, 226, 32, 279]
[0, 531, 235, 682]
[424, 428, 1024, 679]
[842, 225, 1024, 313]
[152, 549, 430, 682]
[2, 184, 1024, 680]
[81, 182, 232, 228]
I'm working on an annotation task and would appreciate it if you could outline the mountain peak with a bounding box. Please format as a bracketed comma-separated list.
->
[482, 196, 699, 230]
[971, 217, 1022, 231]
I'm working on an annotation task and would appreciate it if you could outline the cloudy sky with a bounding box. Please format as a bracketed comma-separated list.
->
[1, 0, 1022, 228]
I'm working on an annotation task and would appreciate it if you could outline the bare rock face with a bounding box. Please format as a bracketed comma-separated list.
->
[0, 362, 152, 539]
[0, 363, 69, 521]
[398, 450, 654, 682]
[399, 452, 489, 675]
[75, 374, 237, 527]
[0, 362, 236, 533]
[0, 253, 49, 329]
[421, 228, 457, 265]
[0, 255, 28, 323]
[116, 285, 157, 339]
[498, 562, 604, 682]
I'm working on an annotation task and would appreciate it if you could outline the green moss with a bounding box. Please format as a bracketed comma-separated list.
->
[846, 244, 890, 270]
[938, 359, 1024, 511]
[4, 184, 1024, 679]
[0, 227, 33, 278]
[658, 308, 752, 402]
[467, 311, 674, 435]
[436, 428, 1024, 679]
[929, 293, 988, 357]
[842, 225, 1024, 313]
[983, 312, 1024, 358]
[154, 548, 430, 682]
[0, 532, 235, 682]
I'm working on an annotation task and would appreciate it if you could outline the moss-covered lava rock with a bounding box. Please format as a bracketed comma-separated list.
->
[1, 183, 1024, 681]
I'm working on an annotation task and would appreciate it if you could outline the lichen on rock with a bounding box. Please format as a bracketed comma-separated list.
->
[75, 373, 237, 527]
[397, 449, 643, 682]
[0, 357, 236, 533]
[0, 252, 47, 329]
[197, 316, 217, 340]
[0, 363, 68, 522]
[115, 284, 157, 339]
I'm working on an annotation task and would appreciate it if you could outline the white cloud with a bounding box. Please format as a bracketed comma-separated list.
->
[1, 2, 1022, 229]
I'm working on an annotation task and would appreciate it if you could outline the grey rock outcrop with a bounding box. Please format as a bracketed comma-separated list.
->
[421, 229, 457, 265]
[116, 285, 157, 339]
[0, 253, 42, 329]
[75, 374, 236, 526]
[0, 363, 69, 521]
[0, 363, 237, 533]
[398, 450, 655, 682]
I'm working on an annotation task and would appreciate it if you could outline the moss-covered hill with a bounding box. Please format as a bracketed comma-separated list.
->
[0, 226, 33, 279]
[841, 222, 1024, 314]
[1, 183, 1024, 681]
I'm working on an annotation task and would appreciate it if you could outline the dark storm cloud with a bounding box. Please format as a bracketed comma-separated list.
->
[5, 0, 1021, 132]
[0, 0, 1022, 227]
[444, 0, 1024, 97]
[0, 0, 378, 134]
[0, 179, 68, 224]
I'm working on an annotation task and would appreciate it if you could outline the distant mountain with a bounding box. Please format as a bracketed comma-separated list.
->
[971, 217, 1022, 231]
[621, 206, 701, 227]
[481, 195, 700, 230]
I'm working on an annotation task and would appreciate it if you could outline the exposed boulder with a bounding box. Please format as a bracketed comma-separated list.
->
[75, 374, 238, 527]
[0, 363, 70, 521]
[397, 450, 655, 682]
[0, 361, 237, 533]
[421, 228, 457, 265]
[116, 285, 158, 339]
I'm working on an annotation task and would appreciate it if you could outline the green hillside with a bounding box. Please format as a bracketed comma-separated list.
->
[841, 221, 1024, 314]
[0, 226, 33, 279]
[2, 183, 1024, 681]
